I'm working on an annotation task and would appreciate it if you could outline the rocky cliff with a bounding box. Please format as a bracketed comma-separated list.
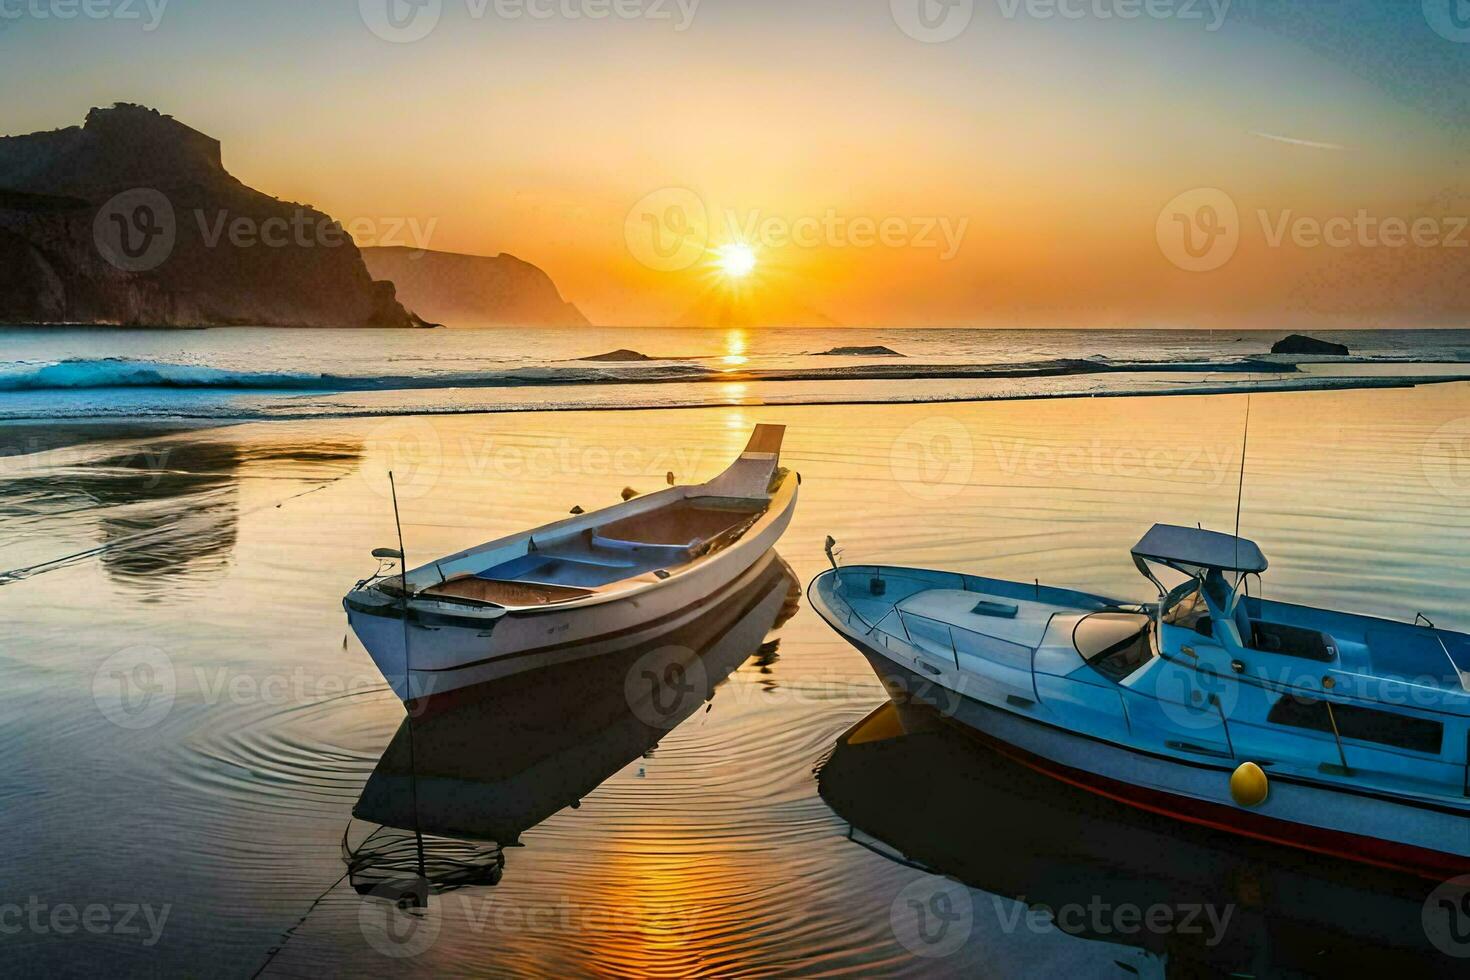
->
[0, 104, 419, 328]
[362, 246, 589, 327]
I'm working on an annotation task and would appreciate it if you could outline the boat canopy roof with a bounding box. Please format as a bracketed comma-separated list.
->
[1132, 524, 1268, 575]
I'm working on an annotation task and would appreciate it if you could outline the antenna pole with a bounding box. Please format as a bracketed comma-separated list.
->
[389, 472, 428, 887]
[1233, 396, 1252, 587]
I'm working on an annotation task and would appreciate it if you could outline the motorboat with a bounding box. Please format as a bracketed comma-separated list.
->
[345, 425, 796, 704]
[809, 525, 1470, 878]
[345, 551, 800, 894]
[818, 701, 1454, 975]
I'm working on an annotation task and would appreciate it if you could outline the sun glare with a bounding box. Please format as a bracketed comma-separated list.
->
[714, 242, 758, 279]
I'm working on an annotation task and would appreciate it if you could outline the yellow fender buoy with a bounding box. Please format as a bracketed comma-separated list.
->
[1230, 762, 1269, 807]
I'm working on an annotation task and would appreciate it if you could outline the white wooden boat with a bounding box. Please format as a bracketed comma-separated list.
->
[345, 425, 796, 704]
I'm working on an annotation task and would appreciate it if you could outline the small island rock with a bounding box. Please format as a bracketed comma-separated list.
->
[1271, 334, 1349, 356]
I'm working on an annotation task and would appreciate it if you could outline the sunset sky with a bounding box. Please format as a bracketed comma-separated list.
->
[3, 0, 1468, 327]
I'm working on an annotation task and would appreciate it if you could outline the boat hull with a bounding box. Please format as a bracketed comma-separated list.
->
[348, 480, 796, 704]
[815, 586, 1470, 880]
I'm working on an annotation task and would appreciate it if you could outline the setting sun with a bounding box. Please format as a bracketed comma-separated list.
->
[714, 243, 758, 279]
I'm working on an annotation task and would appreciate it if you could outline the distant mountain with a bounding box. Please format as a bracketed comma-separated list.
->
[361, 246, 589, 327]
[0, 103, 421, 328]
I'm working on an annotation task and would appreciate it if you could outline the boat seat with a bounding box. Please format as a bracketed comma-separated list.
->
[1364, 627, 1464, 688]
[1249, 620, 1338, 663]
[590, 534, 695, 559]
[476, 552, 635, 580]
[425, 576, 594, 606]
[594, 499, 763, 549]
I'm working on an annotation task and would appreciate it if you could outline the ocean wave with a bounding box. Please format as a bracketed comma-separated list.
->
[0, 353, 1458, 399]
[0, 357, 716, 392]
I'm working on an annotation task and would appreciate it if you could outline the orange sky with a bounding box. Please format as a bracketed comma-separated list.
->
[5, 2, 1468, 327]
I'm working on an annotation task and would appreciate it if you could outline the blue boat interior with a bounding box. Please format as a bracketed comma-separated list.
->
[814, 523, 1470, 800]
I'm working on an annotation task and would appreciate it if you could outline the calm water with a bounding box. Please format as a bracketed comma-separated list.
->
[1, 384, 1468, 976]
[0, 326, 1467, 423]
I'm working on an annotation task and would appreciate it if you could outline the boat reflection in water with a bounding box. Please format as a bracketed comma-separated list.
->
[819, 701, 1461, 976]
[346, 551, 800, 898]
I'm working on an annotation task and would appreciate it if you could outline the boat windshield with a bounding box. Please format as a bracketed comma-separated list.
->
[1161, 577, 1210, 631]
[1074, 612, 1155, 681]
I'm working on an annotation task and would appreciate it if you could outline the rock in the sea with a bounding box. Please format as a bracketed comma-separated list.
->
[584, 349, 652, 362]
[815, 345, 905, 357]
[0, 104, 419, 328]
[1271, 334, 1349, 356]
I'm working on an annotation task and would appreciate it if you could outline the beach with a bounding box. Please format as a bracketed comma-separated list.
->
[1, 378, 1467, 975]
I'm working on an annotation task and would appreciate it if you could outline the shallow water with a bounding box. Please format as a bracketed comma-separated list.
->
[1, 383, 1468, 976]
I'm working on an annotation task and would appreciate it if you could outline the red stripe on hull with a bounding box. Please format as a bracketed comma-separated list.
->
[958, 722, 1470, 881]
